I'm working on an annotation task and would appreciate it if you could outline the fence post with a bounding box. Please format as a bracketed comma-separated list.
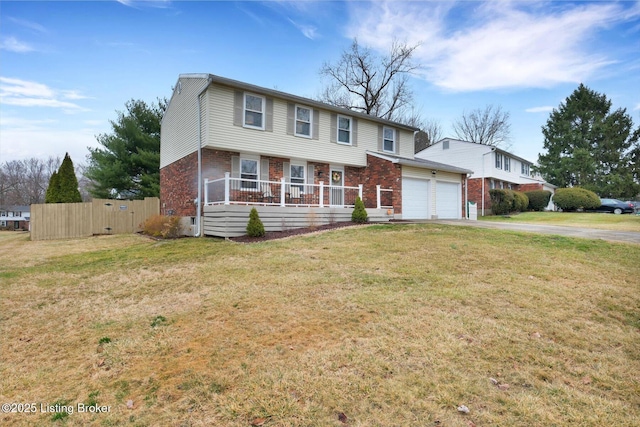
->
[319, 181, 324, 208]
[376, 185, 381, 209]
[224, 172, 230, 205]
[280, 177, 286, 207]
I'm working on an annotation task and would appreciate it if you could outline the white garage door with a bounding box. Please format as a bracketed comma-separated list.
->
[436, 181, 460, 219]
[402, 177, 430, 219]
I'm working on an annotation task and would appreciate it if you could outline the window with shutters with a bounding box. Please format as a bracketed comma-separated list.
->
[244, 93, 264, 129]
[337, 115, 352, 145]
[295, 105, 312, 137]
[241, 158, 258, 189]
[290, 164, 305, 191]
[383, 127, 395, 153]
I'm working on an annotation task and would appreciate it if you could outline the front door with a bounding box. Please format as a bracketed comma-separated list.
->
[330, 167, 344, 206]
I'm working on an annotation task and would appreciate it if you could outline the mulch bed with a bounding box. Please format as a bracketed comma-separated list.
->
[229, 221, 363, 243]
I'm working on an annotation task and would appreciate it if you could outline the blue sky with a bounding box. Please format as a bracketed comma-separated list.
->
[1, 0, 639, 166]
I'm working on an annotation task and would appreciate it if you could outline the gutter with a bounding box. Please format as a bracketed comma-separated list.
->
[195, 75, 213, 237]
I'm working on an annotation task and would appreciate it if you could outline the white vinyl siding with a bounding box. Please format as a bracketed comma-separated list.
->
[160, 76, 207, 168]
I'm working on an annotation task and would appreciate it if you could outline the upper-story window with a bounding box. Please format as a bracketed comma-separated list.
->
[504, 156, 510, 172]
[383, 127, 396, 153]
[443, 140, 449, 150]
[495, 153, 503, 169]
[295, 106, 312, 138]
[337, 115, 352, 145]
[244, 93, 264, 129]
[521, 163, 530, 176]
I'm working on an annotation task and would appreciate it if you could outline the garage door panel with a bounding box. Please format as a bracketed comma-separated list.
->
[436, 181, 460, 219]
[402, 178, 430, 219]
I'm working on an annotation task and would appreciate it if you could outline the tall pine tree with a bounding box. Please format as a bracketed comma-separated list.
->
[537, 84, 639, 199]
[86, 99, 165, 199]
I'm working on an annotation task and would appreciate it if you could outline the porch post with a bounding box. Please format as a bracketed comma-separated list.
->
[204, 179, 209, 205]
[280, 177, 286, 207]
[376, 185, 381, 209]
[358, 184, 363, 201]
[319, 181, 324, 208]
[224, 172, 230, 205]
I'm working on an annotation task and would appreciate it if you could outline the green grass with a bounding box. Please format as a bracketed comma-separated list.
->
[479, 211, 640, 232]
[1, 226, 639, 426]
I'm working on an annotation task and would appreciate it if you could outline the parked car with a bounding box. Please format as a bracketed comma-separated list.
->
[626, 200, 640, 214]
[594, 198, 635, 214]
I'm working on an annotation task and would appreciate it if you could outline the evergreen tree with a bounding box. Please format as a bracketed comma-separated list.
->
[537, 84, 640, 198]
[45, 171, 59, 203]
[86, 99, 165, 199]
[57, 153, 82, 203]
[45, 153, 82, 203]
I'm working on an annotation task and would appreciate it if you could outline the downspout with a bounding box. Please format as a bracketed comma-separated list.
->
[481, 147, 496, 217]
[464, 174, 468, 219]
[195, 75, 213, 237]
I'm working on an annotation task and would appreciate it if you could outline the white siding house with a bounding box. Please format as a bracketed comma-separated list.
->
[416, 138, 555, 215]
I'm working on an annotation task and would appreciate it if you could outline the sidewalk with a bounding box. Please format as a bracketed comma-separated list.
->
[426, 219, 640, 245]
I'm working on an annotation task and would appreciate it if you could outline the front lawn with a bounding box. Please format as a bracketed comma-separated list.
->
[479, 211, 640, 232]
[1, 225, 639, 426]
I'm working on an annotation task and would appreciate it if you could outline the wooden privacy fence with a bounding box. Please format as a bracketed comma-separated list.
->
[30, 198, 159, 241]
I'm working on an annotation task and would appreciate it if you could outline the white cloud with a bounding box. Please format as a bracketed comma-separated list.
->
[0, 77, 88, 112]
[347, 1, 635, 92]
[8, 17, 47, 34]
[0, 36, 35, 53]
[525, 106, 555, 113]
[288, 18, 318, 40]
[634, 103, 640, 111]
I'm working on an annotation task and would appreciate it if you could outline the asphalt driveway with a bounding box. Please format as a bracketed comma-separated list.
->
[429, 219, 640, 245]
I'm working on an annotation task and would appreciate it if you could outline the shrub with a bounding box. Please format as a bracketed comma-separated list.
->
[246, 208, 265, 237]
[141, 215, 181, 238]
[489, 189, 529, 214]
[553, 187, 600, 211]
[513, 191, 529, 212]
[351, 196, 369, 223]
[525, 190, 552, 211]
[489, 189, 514, 215]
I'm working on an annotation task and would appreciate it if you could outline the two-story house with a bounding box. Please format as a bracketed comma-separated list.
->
[0, 206, 30, 231]
[160, 74, 472, 237]
[416, 138, 555, 215]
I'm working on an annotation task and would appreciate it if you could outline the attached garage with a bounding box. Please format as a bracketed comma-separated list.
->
[402, 177, 430, 219]
[435, 181, 461, 219]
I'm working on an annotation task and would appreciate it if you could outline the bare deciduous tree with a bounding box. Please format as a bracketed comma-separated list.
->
[452, 105, 512, 148]
[0, 156, 62, 206]
[319, 39, 420, 122]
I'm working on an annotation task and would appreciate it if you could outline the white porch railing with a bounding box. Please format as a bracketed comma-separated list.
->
[204, 173, 391, 208]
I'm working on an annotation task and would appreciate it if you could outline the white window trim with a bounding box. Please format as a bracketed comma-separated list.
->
[495, 153, 503, 170]
[382, 126, 396, 153]
[337, 114, 352, 146]
[243, 93, 265, 130]
[294, 105, 312, 138]
[240, 155, 260, 191]
[289, 162, 306, 191]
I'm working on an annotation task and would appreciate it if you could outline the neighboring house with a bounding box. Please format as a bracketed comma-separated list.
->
[416, 138, 556, 215]
[160, 74, 472, 237]
[0, 206, 30, 231]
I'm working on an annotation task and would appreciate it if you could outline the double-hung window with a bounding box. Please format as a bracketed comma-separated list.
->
[295, 106, 312, 137]
[337, 115, 352, 145]
[495, 153, 503, 169]
[521, 163, 530, 176]
[244, 93, 264, 129]
[241, 158, 258, 189]
[290, 164, 305, 191]
[383, 127, 395, 153]
[504, 156, 510, 172]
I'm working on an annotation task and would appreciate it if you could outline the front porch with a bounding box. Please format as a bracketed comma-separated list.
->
[202, 174, 394, 237]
